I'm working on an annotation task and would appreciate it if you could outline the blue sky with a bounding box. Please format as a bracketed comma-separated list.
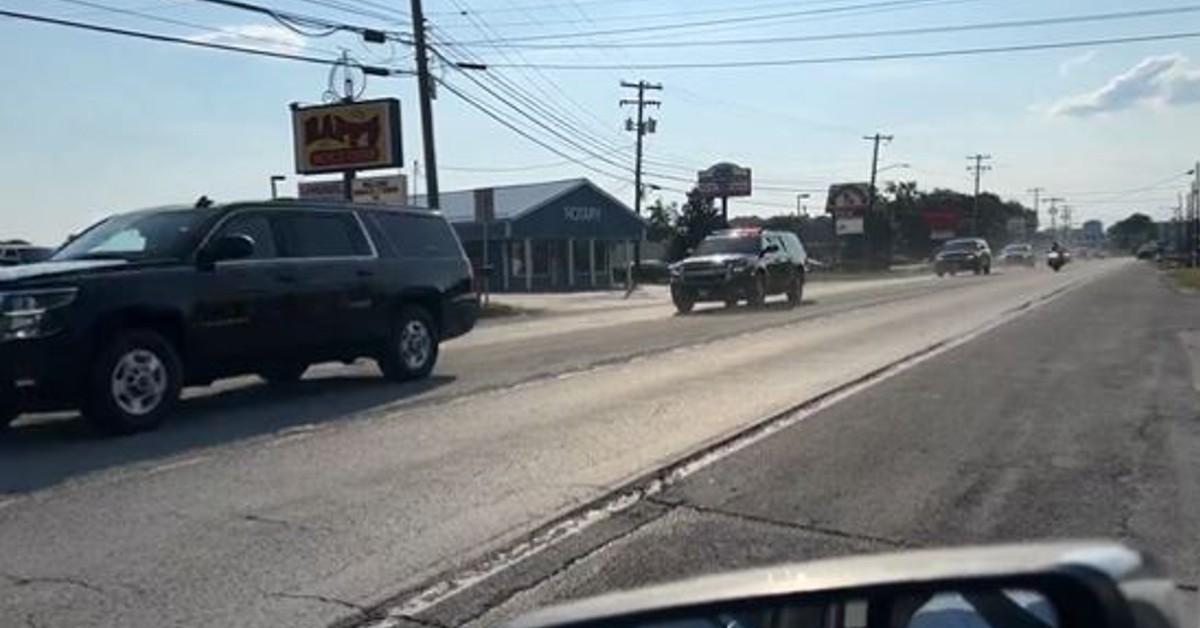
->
[3, 0, 1200, 243]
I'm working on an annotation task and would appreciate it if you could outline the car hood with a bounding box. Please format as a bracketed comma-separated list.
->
[676, 253, 756, 267]
[0, 259, 128, 286]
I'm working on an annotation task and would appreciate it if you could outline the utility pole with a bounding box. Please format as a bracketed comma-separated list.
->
[966, 154, 993, 236]
[1061, 205, 1073, 246]
[410, 0, 439, 208]
[620, 80, 662, 269]
[1027, 187, 1044, 224]
[1046, 197, 1063, 241]
[863, 132, 893, 267]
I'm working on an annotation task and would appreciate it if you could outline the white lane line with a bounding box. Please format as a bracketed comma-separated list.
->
[368, 267, 1111, 624]
[143, 455, 210, 477]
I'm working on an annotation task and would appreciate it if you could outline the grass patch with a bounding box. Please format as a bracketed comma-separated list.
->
[1171, 268, 1200, 291]
[479, 301, 543, 319]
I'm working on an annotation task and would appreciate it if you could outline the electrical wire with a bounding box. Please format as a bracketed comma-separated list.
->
[479, 30, 1200, 70]
[442, 144, 632, 172]
[48, 0, 346, 56]
[445, 0, 968, 44]
[190, 0, 403, 39]
[450, 5, 1200, 50]
[0, 8, 403, 74]
[292, 0, 409, 24]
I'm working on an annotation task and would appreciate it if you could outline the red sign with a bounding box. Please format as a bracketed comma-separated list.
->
[292, 98, 402, 174]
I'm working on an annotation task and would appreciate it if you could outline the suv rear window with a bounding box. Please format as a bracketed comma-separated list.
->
[373, 212, 462, 258]
[275, 211, 371, 258]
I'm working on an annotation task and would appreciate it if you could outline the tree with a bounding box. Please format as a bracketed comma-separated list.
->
[1107, 213, 1157, 251]
[644, 198, 678, 243]
[668, 188, 725, 260]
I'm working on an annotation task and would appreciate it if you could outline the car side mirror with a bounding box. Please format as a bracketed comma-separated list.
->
[199, 234, 255, 268]
[761, 244, 779, 256]
[509, 543, 1156, 628]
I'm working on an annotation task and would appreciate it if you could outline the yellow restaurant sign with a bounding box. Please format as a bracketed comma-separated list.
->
[292, 98, 402, 175]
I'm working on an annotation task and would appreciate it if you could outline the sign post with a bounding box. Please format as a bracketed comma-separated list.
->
[298, 174, 408, 205]
[474, 188, 496, 305]
[826, 183, 872, 268]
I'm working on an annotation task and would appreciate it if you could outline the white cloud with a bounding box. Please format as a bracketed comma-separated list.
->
[1058, 50, 1096, 76]
[1048, 54, 1200, 117]
[189, 24, 307, 55]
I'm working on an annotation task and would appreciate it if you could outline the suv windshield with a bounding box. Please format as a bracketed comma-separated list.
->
[942, 240, 979, 251]
[695, 236, 760, 256]
[52, 208, 217, 262]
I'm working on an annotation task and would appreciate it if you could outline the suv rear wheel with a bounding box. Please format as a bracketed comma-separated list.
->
[786, 273, 804, 308]
[379, 306, 439, 381]
[84, 329, 183, 435]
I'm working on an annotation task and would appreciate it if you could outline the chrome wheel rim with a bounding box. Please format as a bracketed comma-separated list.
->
[111, 349, 167, 416]
[400, 320, 432, 371]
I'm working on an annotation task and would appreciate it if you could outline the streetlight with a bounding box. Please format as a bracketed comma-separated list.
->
[796, 192, 811, 217]
[269, 175, 286, 199]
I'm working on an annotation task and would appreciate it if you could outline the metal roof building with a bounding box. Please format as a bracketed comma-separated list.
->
[419, 178, 645, 292]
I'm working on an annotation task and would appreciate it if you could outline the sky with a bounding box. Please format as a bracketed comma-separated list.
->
[3, 0, 1200, 243]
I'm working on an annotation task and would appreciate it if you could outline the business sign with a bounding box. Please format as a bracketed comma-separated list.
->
[563, 206, 601, 222]
[826, 183, 870, 236]
[922, 207, 960, 241]
[298, 174, 408, 205]
[697, 162, 752, 197]
[292, 98, 402, 175]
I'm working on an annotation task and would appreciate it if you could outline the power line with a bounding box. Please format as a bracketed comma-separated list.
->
[0, 8, 403, 74]
[479, 30, 1200, 70]
[446, 0, 962, 43]
[48, 0, 346, 56]
[190, 0, 402, 40]
[453, 5, 1200, 49]
[442, 145, 632, 172]
[292, 0, 410, 24]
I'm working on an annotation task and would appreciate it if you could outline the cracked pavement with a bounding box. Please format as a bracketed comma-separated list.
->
[413, 262, 1200, 627]
[5, 261, 1186, 628]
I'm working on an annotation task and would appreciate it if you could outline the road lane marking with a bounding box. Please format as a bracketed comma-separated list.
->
[360, 265, 1115, 625]
[143, 455, 210, 477]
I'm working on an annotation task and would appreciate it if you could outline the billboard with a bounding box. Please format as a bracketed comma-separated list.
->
[922, 207, 960, 241]
[826, 183, 870, 236]
[697, 162, 752, 197]
[292, 98, 402, 175]
[298, 174, 408, 205]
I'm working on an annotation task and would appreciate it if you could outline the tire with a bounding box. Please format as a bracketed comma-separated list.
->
[83, 329, 183, 435]
[747, 273, 767, 307]
[973, 265, 982, 275]
[786, 273, 803, 308]
[983, 262, 992, 275]
[258, 363, 308, 385]
[723, 298, 738, 309]
[378, 306, 439, 382]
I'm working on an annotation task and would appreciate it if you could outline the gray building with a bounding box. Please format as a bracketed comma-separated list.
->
[422, 178, 646, 292]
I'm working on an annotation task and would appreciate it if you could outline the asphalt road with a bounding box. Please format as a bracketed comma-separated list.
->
[445, 259, 1200, 628]
[0, 261, 1133, 628]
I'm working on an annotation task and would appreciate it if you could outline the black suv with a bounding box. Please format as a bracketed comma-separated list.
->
[0, 200, 478, 434]
[669, 229, 808, 314]
[934, 238, 992, 276]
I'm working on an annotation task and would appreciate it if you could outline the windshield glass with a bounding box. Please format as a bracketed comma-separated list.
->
[695, 236, 760, 256]
[943, 240, 979, 251]
[1003, 244, 1031, 253]
[52, 208, 217, 262]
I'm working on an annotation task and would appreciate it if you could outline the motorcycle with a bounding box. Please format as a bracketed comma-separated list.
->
[510, 542, 1190, 628]
[1048, 250, 1067, 272]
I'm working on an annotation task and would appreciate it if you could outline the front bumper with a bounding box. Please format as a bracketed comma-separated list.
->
[671, 271, 754, 301]
[935, 257, 983, 271]
[0, 333, 86, 413]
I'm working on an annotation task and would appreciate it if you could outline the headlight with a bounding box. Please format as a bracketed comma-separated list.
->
[0, 288, 78, 341]
[669, 264, 682, 277]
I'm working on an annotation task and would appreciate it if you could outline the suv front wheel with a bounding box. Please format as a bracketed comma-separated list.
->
[84, 329, 183, 435]
[379, 306, 439, 381]
[786, 272, 804, 308]
[671, 286, 695, 314]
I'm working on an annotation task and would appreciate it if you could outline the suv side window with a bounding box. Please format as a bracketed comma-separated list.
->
[372, 212, 462, 259]
[275, 211, 371, 258]
[212, 212, 278, 260]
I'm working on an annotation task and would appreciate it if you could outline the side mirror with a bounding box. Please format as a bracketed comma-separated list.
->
[199, 234, 255, 267]
[509, 543, 1158, 628]
[761, 244, 780, 256]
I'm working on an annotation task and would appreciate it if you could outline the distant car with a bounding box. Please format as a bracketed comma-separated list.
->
[934, 238, 992, 277]
[0, 245, 53, 266]
[999, 243, 1035, 267]
[0, 200, 479, 434]
[1135, 242, 1160, 260]
[669, 228, 808, 313]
